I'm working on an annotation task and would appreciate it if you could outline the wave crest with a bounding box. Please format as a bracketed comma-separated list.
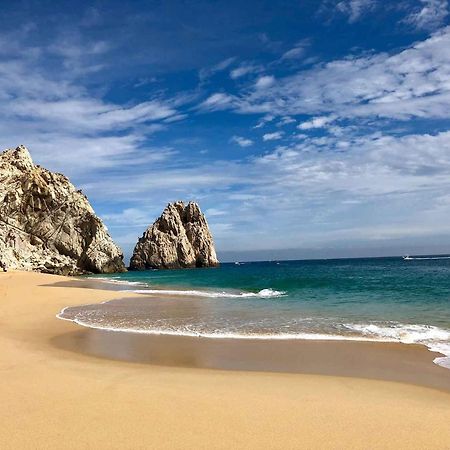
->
[131, 288, 286, 298]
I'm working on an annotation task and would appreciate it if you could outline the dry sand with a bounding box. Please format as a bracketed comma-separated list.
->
[1, 271, 450, 449]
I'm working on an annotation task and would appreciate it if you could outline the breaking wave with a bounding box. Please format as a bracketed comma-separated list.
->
[92, 277, 147, 287]
[343, 323, 450, 369]
[131, 288, 286, 298]
[57, 302, 450, 370]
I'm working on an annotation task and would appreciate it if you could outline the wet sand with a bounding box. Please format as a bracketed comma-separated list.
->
[53, 328, 450, 392]
[1, 271, 450, 449]
[53, 277, 450, 391]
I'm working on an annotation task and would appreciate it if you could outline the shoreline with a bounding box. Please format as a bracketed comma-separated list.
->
[56, 276, 450, 371]
[1, 271, 450, 448]
[52, 327, 450, 392]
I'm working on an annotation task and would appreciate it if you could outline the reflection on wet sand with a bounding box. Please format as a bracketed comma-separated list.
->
[52, 328, 450, 392]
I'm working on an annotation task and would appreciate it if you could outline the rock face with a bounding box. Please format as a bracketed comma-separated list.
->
[0, 145, 126, 275]
[130, 201, 219, 270]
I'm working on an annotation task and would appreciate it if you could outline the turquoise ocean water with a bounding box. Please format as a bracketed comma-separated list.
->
[59, 256, 450, 368]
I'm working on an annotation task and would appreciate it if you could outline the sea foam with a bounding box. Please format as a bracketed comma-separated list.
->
[57, 305, 450, 370]
[343, 323, 450, 369]
[131, 287, 286, 298]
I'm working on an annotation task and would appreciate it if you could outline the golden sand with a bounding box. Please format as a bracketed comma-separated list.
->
[1, 271, 450, 449]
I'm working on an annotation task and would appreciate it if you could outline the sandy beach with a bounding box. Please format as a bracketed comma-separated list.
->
[1, 271, 450, 449]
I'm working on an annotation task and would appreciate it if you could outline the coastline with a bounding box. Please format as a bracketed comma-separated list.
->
[56, 275, 450, 371]
[52, 329, 450, 392]
[1, 271, 450, 448]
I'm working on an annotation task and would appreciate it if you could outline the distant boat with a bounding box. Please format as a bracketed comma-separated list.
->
[403, 255, 450, 261]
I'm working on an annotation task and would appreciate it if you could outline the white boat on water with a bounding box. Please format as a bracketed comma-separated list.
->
[403, 255, 450, 260]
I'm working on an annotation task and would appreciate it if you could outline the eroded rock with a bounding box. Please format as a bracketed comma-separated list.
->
[130, 201, 219, 270]
[0, 145, 126, 275]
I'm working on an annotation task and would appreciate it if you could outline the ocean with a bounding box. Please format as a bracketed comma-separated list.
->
[58, 256, 450, 369]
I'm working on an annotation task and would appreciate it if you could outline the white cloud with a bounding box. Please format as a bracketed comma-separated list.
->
[253, 114, 275, 129]
[73, 124, 450, 253]
[281, 47, 305, 60]
[204, 208, 227, 217]
[255, 75, 275, 89]
[103, 208, 154, 227]
[228, 129, 450, 248]
[234, 27, 450, 122]
[4, 20, 450, 255]
[79, 161, 244, 205]
[263, 131, 284, 141]
[50, 39, 110, 58]
[298, 115, 336, 130]
[231, 129, 450, 250]
[231, 135, 254, 147]
[281, 39, 310, 60]
[199, 92, 235, 110]
[255, 130, 450, 192]
[230, 64, 259, 79]
[0, 30, 184, 180]
[7, 98, 176, 133]
[403, 0, 448, 31]
[336, 0, 377, 23]
[277, 116, 296, 126]
[199, 57, 236, 80]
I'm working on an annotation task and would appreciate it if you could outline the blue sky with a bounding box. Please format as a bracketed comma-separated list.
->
[1, 0, 450, 261]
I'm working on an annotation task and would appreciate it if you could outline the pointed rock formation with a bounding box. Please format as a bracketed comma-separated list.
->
[130, 201, 219, 270]
[0, 145, 126, 275]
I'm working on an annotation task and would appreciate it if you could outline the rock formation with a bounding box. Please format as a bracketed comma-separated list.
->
[130, 201, 219, 270]
[0, 145, 126, 275]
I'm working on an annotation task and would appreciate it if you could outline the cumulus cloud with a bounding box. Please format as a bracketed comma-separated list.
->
[231, 136, 254, 147]
[254, 75, 275, 89]
[403, 0, 448, 31]
[262, 131, 284, 141]
[277, 116, 296, 126]
[298, 115, 336, 130]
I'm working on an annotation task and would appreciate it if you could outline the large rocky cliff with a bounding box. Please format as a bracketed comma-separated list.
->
[0, 145, 126, 275]
[130, 201, 219, 270]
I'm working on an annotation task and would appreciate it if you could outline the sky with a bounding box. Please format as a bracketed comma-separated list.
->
[1, 0, 450, 262]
